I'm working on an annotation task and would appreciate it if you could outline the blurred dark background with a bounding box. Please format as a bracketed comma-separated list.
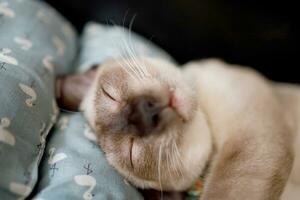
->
[45, 0, 298, 83]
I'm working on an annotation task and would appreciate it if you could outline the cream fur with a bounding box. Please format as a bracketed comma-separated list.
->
[184, 59, 299, 200]
[81, 58, 299, 200]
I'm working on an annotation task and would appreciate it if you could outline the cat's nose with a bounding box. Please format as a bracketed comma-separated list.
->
[129, 96, 163, 135]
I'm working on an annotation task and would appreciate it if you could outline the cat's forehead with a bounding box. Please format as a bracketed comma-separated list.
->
[101, 57, 177, 75]
[98, 58, 178, 94]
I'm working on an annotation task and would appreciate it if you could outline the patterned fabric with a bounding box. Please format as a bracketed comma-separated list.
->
[0, 0, 77, 199]
[33, 113, 143, 200]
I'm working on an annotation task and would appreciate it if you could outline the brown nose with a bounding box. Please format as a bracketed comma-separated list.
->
[129, 96, 163, 135]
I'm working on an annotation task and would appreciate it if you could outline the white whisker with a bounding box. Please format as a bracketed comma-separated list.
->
[118, 39, 144, 80]
[175, 141, 186, 177]
[172, 141, 185, 178]
[111, 54, 139, 81]
[166, 148, 172, 178]
[106, 28, 142, 81]
[118, 16, 145, 79]
[126, 14, 151, 78]
[107, 15, 152, 82]
[158, 141, 163, 200]
[170, 140, 182, 178]
[127, 15, 148, 77]
[121, 34, 145, 78]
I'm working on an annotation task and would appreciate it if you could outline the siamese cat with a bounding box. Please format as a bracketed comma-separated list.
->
[57, 58, 300, 200]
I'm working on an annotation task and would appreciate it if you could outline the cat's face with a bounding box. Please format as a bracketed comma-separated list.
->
[82, 57, 212, 190]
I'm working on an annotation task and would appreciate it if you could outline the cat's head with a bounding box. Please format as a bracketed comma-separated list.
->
[81, 57, 212, 190]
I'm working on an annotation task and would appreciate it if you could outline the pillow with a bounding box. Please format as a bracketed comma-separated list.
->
[33, 113, 143, 200]
[0, 0, 77, 199]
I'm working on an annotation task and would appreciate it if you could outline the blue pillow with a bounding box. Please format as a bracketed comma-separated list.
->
[0, 0, 77, 199]
[33, 113, 143, 200]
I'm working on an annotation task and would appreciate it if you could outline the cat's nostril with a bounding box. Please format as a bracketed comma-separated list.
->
[129, 97, 162, 135]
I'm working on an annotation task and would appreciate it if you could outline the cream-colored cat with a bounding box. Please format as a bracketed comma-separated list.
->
[80, 58, 300, 200]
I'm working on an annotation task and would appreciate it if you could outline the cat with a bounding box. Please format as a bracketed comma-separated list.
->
[57, 58, 300, 200]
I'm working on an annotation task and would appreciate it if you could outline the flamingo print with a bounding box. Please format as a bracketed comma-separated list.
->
[48, 147, 67, 165]
[36, 10, 50, 24]
[14, 37, 33, 50]
[9, 182, 31, 200]
[58, 116, 69, 130]
[37, 123, 46, 151]
[39, 122, 46, 135]
[42, 55, 55, 73]
[74, 175, 97, 200]
[0, 48, 18, 66]
[52, 36, 65, 56]
[0, 2, 15, 18]
[83, 125, 97, 142]
[62, 23, 75, 39]
[51, 100, 59, 122]
[19, 83, 37, 107]
[0, 117, 15, 146]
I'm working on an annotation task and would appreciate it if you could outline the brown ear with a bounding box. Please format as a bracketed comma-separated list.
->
[56, 67, 98, 111]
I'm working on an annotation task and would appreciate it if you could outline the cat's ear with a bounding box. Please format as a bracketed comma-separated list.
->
[56, 67, 98, 111]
